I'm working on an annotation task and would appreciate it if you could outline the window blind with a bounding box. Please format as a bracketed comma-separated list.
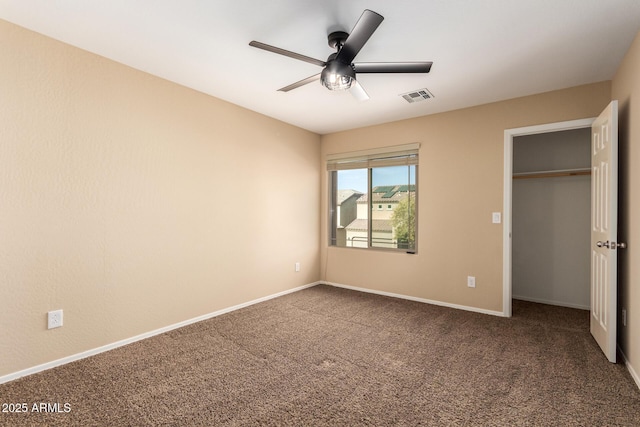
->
[326, 143, 420, 171]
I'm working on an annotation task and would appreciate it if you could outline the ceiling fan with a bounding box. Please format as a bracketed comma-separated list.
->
[249, 9, 433, 101]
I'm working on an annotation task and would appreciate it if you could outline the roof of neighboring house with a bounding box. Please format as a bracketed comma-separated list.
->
[337, 189, 363, 205]
[345, 219, 393, 232]
[357, 185, 415, 203]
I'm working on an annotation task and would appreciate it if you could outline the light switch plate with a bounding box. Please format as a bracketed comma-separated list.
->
[492, 212, 501, 224]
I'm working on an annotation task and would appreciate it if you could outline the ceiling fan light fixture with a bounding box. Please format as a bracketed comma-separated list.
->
[321, 62, 355, 91]
[322, 73, 353, 91]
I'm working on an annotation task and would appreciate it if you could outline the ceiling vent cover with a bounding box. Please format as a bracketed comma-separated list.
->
[400, 88, 434, 103]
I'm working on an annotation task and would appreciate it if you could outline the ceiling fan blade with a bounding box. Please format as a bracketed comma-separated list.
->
[350, 80, 370, 102]
[335, 9, 384, 64]
[249, 41, 326, 67]
[278, 73, 321, 92]
[353, 62, 433, 73]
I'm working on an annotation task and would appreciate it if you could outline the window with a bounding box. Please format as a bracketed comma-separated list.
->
[328, 144, 418, 252]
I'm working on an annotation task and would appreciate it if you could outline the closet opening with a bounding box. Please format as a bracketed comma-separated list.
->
[512, 127, 591, 312]
[503, 118, 595, 317]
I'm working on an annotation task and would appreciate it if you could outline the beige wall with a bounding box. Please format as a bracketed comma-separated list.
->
[0, 20, 321, 378]
[320, 81, 611, 313]
[612, 31, 640, 382]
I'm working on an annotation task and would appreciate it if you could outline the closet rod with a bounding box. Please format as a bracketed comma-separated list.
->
[513, 168, 591, 180]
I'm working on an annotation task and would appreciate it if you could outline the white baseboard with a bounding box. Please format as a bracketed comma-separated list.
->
[618, 345, 640, 391]
[324, 281, 506, 317]
[0, 282, 321, 385]
[512, 295, 590, 311]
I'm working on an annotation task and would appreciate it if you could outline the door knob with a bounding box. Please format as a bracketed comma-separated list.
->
[596, 240, 627, 249]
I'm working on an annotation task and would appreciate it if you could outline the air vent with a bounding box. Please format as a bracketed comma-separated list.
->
[400, 88, 434, 103]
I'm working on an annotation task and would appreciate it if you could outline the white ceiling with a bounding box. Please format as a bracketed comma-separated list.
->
[2, 0, 640, 134]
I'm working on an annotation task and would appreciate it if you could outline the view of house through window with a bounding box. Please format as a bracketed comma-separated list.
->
[328, 146, 418, 252]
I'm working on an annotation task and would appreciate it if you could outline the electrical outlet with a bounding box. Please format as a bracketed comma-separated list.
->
[48, 309, 63, 329]
[295, 262, 301, 272]
[467, 276, 476, 288]
[622, 309, 627, 326]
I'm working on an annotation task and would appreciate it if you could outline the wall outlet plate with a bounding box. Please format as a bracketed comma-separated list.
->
[48, 309, 63, 329]
[467, 276, 476, 288]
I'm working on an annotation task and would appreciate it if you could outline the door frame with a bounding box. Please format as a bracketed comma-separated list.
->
[502, 118, 596, 317]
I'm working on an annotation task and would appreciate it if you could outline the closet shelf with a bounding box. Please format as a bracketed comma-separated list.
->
[513, 168, 591, 180]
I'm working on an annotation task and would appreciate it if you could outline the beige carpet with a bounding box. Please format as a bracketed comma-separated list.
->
[1, 285, 639, 426]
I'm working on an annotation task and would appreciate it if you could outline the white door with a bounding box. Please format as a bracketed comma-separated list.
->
[590, 100, 620, 363]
